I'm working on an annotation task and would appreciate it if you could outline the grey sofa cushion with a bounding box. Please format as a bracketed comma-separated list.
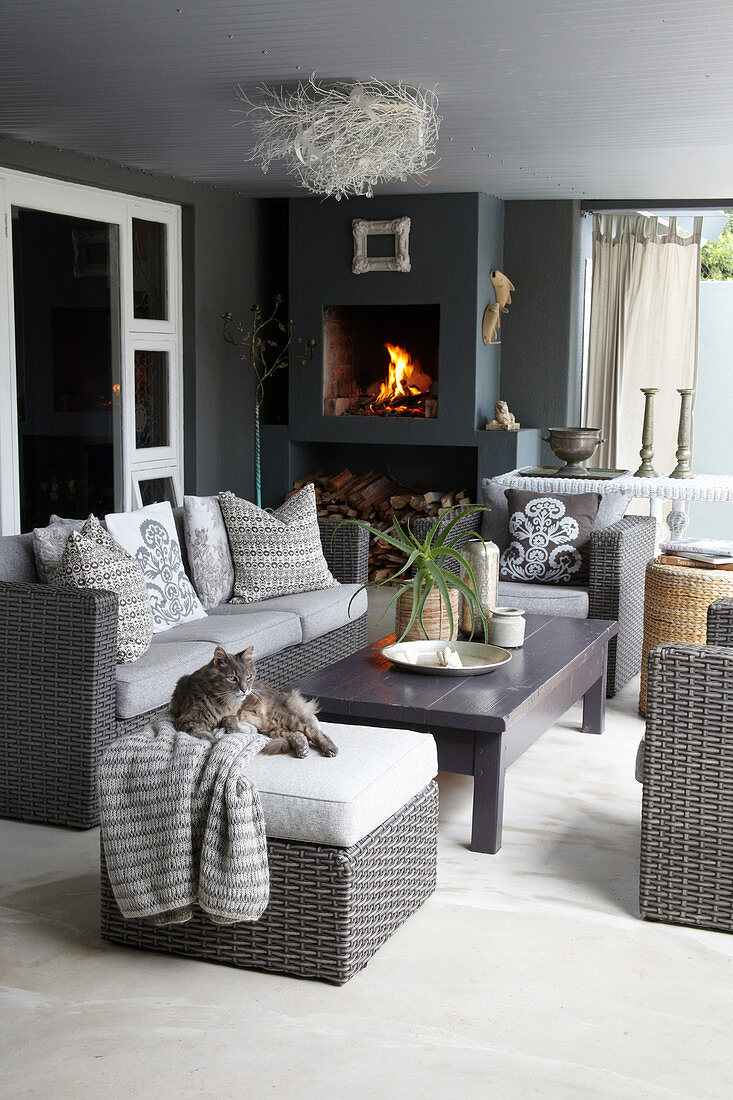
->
[116, 640, 215, 719]
[497, 581, 589, 618]
[209, 584, 368, 643]
[244, 723, 438, 847]
[0, 532, 38, 583]
[151, 609, 302, 656]
[480, 477, 632, 551]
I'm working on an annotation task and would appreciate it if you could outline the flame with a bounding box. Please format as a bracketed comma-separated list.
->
[373, 343, 430, 408]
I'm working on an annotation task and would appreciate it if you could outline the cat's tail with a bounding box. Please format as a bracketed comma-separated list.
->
[286, 690, 320, 721]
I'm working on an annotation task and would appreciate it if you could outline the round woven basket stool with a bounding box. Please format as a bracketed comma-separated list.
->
[639, 559, 733, 715]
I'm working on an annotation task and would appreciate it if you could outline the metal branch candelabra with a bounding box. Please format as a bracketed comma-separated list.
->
[238, 75, 441, 200]
[223, 297, 315, 507]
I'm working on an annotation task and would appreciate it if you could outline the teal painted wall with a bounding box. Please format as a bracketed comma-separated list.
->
[500, 200, 585, 463]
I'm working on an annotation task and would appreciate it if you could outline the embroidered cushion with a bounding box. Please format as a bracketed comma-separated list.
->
[219, 483, 339, 603]
[33, 515, 85, 584]
[58, 516, 153, 664]
[105, 501, 207, 634]
[480, 477, 631, 552]
[183, 495, 235, 610]
[499, 490, 601, 586]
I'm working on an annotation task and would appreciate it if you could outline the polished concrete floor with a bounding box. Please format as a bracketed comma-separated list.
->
[2, 602, 732, 1097]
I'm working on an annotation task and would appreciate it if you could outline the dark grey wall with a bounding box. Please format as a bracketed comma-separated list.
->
[0, 134, 285, 498]
[500, 200, 584, 461]
[288, 192, 504, 447]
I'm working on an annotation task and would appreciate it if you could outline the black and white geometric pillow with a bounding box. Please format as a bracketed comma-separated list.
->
[219, 483, 339, 603]
[58, 518, 153, 664]
[105, 501, 207, 633]
[499, 490, 601, 586]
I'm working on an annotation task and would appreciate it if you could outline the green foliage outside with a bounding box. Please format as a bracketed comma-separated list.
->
[701, 210, 733, 280]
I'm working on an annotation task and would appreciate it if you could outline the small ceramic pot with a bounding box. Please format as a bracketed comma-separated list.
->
[487, 606, 526, 648]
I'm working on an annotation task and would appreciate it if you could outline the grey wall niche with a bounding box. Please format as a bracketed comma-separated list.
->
[265, 192, 539, 504]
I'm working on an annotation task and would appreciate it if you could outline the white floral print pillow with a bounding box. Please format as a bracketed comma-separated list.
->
[499, 490, 601, 586]
[105, 501, 207, 633]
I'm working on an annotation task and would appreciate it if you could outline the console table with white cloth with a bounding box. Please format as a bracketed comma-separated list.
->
[493, 471, 733, 542]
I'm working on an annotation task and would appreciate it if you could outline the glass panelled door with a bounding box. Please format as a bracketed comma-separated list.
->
[11, 208, 121, 530]
[0, 169, 183, 534]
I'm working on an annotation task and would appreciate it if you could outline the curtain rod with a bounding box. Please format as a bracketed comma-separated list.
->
[581, 200, 732, 212]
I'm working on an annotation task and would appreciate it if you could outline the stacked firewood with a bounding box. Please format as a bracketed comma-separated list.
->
[288, 469, 472, 580]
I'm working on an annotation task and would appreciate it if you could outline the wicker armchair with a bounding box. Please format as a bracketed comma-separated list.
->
[413, 511, 656, 696]
[639, 599, 733, 934]
[0, 517, 368, 829]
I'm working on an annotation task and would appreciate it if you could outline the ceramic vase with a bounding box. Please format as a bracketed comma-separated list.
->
[459, 538, 499, 634]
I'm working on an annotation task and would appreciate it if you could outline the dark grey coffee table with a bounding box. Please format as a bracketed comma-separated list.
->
[293, 614, 618, 853]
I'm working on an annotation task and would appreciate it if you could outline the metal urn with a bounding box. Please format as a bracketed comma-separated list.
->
[542, 427, 605, 476]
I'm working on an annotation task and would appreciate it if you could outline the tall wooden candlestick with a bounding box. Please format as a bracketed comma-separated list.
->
[670, 388, 695, 479]
[634, 387, 659, 478]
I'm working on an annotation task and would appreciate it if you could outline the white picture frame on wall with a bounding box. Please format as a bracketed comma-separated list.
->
[352, 216, 411, 274]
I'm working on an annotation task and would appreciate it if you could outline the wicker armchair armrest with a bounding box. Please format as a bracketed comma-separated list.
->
[410, 511, 482, 577]
[588, 515, 656, 695]
[707, 598, 733, 648]
[0, 581, 119, 826]
[317, 517, 369, 585]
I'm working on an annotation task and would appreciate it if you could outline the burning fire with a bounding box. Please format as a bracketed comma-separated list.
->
[370, 343, 432, 413]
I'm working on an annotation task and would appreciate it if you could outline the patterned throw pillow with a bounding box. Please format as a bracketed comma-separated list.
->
[219, 483, 339, 603]
[183, 495, 235, 610]
[105, 501, 207, 634]
[499, 490, 601, 586]
[33, 516, 85, 584]
[58, 516, 153, 664]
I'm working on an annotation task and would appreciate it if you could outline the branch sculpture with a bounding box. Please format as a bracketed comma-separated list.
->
[223, 297, 315, 507]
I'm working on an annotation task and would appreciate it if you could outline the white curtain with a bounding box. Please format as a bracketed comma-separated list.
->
[584, 213, 702, 473]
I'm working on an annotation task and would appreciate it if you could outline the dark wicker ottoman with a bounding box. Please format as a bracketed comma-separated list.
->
[101, 781, 438, 985]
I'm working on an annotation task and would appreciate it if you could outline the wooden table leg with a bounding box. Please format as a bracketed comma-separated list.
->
[582, 653, 608, 735]
[471, 735, 505, 853]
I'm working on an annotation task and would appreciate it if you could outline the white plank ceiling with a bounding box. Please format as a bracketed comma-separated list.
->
[1, 0, 732, 198]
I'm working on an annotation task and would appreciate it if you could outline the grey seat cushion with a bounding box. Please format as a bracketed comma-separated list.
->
[210, 584, 367, 643]
[116, 641, 215, 719]
[244, 723, 438, 847]
[151, 610, 302, 655]
[497, 581, 589, 618]
[117, 612, 302, 718]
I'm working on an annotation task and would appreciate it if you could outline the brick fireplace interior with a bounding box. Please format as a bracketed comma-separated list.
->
[323, 303, 439, 418]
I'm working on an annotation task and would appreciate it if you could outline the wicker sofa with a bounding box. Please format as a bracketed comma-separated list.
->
[639, 598, 733, 935]
[0, 514, 369, 829]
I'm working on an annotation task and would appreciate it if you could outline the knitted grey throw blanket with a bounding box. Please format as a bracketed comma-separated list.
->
[99, 715, 270, 926]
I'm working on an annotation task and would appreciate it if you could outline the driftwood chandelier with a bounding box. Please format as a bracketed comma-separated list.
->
[239, 75, 441, 200]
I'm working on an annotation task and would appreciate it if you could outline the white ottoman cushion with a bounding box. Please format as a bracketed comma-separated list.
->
[244, 723, 437, 848]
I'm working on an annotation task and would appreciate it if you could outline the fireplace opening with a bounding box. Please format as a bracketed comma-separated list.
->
[323, 303, 439, 417]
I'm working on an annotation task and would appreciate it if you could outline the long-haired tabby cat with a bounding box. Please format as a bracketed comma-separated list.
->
[170, 645, 337, 757]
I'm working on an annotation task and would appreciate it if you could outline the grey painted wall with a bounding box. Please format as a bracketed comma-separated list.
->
[0, 134, 285, 500]
[500, 200, 585, 462]
[688, 279, 733, 540]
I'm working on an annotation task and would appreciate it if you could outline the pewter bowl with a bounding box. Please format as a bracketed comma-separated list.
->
[542, 427, 604, 476]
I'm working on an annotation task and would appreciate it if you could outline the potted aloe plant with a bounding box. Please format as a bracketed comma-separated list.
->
[339, 507, 489, 642]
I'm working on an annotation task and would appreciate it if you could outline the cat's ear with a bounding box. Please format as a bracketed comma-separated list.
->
[213, 646, 228, 666]
[239, 645, 255, 661]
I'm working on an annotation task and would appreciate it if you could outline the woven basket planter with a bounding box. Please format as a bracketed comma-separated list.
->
[639, 560, 733, 715]
[395, 586, 459, 642]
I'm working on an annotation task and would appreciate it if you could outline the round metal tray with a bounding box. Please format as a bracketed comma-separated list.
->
[381, 639, 512, 676]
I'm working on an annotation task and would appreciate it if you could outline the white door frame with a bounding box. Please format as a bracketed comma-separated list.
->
[0, 167, 183, 533]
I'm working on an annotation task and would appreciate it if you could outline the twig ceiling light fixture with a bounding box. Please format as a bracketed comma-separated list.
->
[239, 75, 441, 200]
